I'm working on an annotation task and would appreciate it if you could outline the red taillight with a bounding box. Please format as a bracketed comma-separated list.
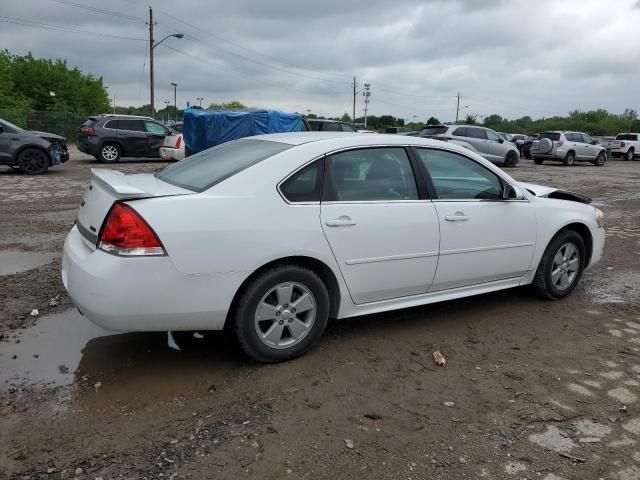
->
[175, 135, 182, 149]
[558, 139, 565, 146]
[98, 203, 165, 256]
[81, 126, 95, 134]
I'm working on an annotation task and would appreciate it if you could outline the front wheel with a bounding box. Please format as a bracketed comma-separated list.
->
[504, 151, 518, 168]
[531, 230, 585, 300]
[18, 148, 49, 175]
[593, 152, 607, 166]
[232, 265, 330, 363]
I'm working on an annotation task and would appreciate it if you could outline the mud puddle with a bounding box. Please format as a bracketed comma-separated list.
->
[585, 270, 640, 305]
[0, 309, 114, 389]
[0, 250, 56, 275]
[1, 309, 245, 399]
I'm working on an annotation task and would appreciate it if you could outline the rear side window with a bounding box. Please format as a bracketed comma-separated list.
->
[157, 139, 292, 192]
[118, 120, 144, 132]
[538, 132, 561, 141]
[467, 127, 486, 139]
[280, 159, 324, 203]
[307, 121, 321, 131]
[616, 133, 637, 141]
[327, 147, 418, 202]
[422, 126, 449, 136]
[452, 127, 468, 137]
[103, 120, 118, 129]
[322, 122, 341, 132]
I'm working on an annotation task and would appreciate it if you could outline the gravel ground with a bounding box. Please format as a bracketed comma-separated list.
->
[1, 149, 639, 480]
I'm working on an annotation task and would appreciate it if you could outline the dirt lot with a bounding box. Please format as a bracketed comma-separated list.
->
[1, 149, 639, 480]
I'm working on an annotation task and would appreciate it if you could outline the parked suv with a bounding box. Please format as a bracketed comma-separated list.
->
[307, 119, 356, 132]
[531, 131, 607, 166]
[78, 114, 174, 163]
[420, 124, 519, 167]
[0, 117, 69, 174]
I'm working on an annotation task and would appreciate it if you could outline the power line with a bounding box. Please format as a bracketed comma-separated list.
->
[51, 0, 142, 22]
[0, 15, 146, 41]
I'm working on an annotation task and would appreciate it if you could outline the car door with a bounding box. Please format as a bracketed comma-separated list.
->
[116, 119, 147, 156]
[414, 147, 537, 291]
[144, 120, 170, 157]
[466, 127, 490, 160]
[320, 147, 440, 304]
[580, 133, 598, 160]
[485, 128, 505, 163]
[0, 121, 18, 164]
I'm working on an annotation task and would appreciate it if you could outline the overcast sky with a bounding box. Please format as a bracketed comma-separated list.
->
[2, 0, 639, 121]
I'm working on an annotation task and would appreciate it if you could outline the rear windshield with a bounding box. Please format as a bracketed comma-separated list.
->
[420, 126, 448, 136]
[156, 138, 292, 192]
[616, 133, 638, 141]
[538, 132, 561, 141]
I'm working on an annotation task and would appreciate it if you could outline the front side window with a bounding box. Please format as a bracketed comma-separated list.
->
[157, 139, 292, 192]
[145, 121, 169, 134]
[0, 120, 18, 134]
[581, 134, 593, 144]
[322, 122, 341, 132]
[486, 130, 500, 142]
[280, 159, 324, 203]
[416, 148, 504, 200]
[340, 123, 356, 132]
[467, 127, 487, 139]
[327, 148, 418, 202]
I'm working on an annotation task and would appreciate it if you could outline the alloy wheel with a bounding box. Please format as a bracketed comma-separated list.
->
[23, 150, 46, 172]
[551, 242, 580, 291]
[102, 145, 118, 161]
[254, 282, 317, 349]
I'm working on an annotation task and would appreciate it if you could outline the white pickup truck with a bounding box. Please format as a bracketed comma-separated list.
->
[602, 133, 640, 161]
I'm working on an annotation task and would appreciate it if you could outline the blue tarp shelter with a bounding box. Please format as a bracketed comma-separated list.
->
[183, 109, 305, 154]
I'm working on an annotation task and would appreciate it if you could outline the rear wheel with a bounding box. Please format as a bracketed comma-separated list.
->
[531, 230, 585, 300]
[504, 151, 518, 167]
[98, 143, 121, 163]
[17, 148, 49, 175]
[232, 265, 330, 363]
[563, 151, 576, 166]
[533, 158, 544, 165]
[593, 152, 607, 166]
[625, 148, 635, 161]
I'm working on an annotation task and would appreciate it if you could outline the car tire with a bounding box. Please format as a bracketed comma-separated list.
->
[531, 229, 586, 300]
[524, 150, 532, 159]
[533, 158, 544, 165]
[17, 148, 49, 175]
[98, 143, 121, 163]
[593, 152, 607, 166]
[625, 148, 635, 161]
[563, 151, 576, 166]
[232, 265, 330, 363]
[504, 151, 518, 167]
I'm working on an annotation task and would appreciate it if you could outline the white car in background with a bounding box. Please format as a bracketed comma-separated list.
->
[159, 133, 185, 161]
[62, 133, 605, 362]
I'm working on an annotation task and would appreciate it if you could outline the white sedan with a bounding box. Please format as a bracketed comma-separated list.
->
[62, 133, 605, 362]
[159, 133, 185, 161]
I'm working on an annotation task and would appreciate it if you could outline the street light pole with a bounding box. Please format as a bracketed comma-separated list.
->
[163, 100, 170, 123]
[171, 82, 178, 122]
[147, 7, 183, 117]
[197, 97, 203, 108]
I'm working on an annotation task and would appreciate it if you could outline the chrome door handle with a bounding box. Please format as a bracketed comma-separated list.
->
[445, 213, 469, 222]
[326, 216, 356, 227]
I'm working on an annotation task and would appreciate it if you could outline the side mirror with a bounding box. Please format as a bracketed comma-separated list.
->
[504, 185, 521, 200]
[592, 139, 599, 145]
[498, 138, 504, 143]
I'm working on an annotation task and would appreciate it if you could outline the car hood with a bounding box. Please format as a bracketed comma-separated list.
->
[518, 182, 592, 204]
[28, 130, 66, 141]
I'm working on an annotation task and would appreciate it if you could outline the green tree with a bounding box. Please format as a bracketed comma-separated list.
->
[340, 112, 352, 123]
[426, 116, 440, 125]
[208, 100, 247, 110]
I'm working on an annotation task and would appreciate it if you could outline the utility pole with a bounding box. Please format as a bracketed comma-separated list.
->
[456, 92, 461, 123]
[362, 83, 371, 127]
[171, 82, 178, 122]
[147, 7, 183, 118]
[352, 76, 357, 125]
[112, 95, 116, 114]
[197, 97, 203, 107]
[148, 7, 155, 117]
[164, 100, 170, 123]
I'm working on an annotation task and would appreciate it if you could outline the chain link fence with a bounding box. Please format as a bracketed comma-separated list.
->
[0, 110, 94, 144]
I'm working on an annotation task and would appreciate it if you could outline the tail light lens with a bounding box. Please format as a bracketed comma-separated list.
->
[81, 126, 95, 134]
[98, 203, 165, 256]
[175, 135, 182, 149]
[558, 139, 565, 146]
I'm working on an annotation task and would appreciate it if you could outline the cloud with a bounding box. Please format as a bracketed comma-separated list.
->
[1, 0, 639, 121]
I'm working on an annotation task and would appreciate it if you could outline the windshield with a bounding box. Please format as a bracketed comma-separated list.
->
[0, 118, 25, 133]
[156, 138, 293, 192]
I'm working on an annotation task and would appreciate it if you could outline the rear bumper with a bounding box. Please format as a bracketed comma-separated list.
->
[77, 140, 98, 156]
[159, 147, 184, 161]
[62, 225, 248, 332]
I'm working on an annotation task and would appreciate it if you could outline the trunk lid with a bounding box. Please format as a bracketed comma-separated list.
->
[76, 169, 192, 246]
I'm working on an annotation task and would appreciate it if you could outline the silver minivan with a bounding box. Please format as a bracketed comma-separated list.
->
[420, 124, 520, 167]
